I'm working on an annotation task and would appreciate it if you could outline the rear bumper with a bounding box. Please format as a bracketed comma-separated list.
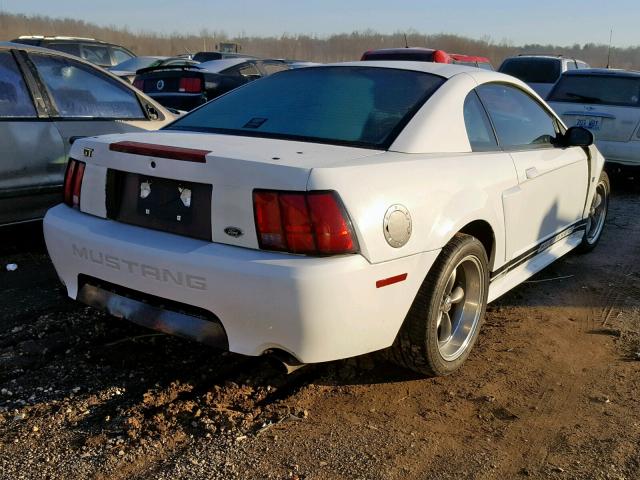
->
[596, 140, 640, 166]
[44, 205, 439, 363]
[77, 280, 228, 349]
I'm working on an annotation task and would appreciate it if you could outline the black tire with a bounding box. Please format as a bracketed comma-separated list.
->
[577, 170, 610, 253]
[389, 233, 489, 377]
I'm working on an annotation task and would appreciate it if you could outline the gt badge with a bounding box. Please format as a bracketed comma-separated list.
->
[83, 148, 94, 158]
[156, 80, 165, 91]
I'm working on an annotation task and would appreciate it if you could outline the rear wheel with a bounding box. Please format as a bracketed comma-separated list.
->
[389, 233, 489, 376]
[578, 170, 609, 253]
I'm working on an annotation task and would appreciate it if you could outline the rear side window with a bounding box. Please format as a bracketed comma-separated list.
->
[223, 63, 260, 78]
[168, 66, 445, 149]
[477, 83, 558, 149]
[548, 75, 640, 107]
[193, 52, 222, 62]
[30, 53, 144, 119]
[499, 58, 561, 84]
[260, 61, 289, 75]
[81, 44, 111, 66]
[463, 91, 497, 151]
[112, 47, 134, 65]
[46, 43, 81, 57]
[0, 51, 36, 117]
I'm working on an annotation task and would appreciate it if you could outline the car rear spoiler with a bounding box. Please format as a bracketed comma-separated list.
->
[135, 64, 203, 75]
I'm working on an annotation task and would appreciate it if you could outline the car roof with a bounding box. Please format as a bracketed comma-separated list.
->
[196, 58, 255, 72]
[15, 35, 98, 41]
[365, 47, 436, 54]
[561, 68, 640, 78]
[324, 60, 496, 78]
[503, 55, 564, 61]
[0, 41, 70, 53]
[449, 53, 491, 63]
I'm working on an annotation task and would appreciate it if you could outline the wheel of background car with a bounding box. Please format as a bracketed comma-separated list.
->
[578, 170, 610, 253]
[389, 233, 489, 376]
[29, 53, 146, 119]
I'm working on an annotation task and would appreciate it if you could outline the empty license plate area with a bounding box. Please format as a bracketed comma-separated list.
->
[108, 170, 212, 241]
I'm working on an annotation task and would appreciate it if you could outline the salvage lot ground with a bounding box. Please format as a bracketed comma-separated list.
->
[0, 185, 639, 480]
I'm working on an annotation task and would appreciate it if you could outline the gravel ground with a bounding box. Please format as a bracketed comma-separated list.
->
[0, 184, 638, 479]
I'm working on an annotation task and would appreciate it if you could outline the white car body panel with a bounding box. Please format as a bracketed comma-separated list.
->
[44, 205, 439, 362]
[44, 62, 605, 363]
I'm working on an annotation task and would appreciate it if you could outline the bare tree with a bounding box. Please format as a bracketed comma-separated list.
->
[1, 12, 637, 68]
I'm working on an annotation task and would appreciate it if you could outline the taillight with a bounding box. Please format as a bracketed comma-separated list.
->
[133, 78, 144, 90]
[63, 159, 85, 209]
[253, 190, 358, 255]
[179, 77, 202, 93]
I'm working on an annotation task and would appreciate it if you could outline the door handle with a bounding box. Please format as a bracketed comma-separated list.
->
[525, 167, 539, 179]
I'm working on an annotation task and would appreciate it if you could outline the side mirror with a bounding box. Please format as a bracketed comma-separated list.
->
[562, 126, 594, 147]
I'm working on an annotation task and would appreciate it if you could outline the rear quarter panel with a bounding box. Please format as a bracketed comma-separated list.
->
[307, 151, 518, 269]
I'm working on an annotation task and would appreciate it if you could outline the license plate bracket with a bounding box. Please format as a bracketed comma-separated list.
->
[137, 176, 194, 225]
[108, 170, 212, 241]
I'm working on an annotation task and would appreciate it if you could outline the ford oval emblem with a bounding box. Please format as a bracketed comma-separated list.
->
[156, 79, 165, 91]
[224, 226, 244, 238]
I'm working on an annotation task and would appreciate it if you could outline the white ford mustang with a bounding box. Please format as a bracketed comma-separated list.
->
[43, 62, 609, 376]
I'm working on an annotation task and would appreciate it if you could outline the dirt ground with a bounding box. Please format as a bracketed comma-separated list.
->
[0, 185, 639, 480]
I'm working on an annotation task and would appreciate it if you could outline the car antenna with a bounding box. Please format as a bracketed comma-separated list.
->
[404, 33, 409, 48]
[606, 28, 613, 68]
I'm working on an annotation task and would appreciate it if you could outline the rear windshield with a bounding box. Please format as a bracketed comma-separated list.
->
[166, 66, 445, 149]
[499, 58, 561, 84]
[548, 75, 640, 107]
[362, 51, 435, 62]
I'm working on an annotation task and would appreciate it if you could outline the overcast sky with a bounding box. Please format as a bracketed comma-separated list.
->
[1, 0, 636, 47]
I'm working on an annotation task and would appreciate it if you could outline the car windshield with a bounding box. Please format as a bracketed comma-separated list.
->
[548, 74, 640, 107]
[166, 66, 445, 149]
[499, 58, 561, 84]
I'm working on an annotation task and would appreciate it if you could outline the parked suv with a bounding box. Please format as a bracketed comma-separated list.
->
[0, 42, 173, 226]
[548, 68, 640, 172]
[10, 36, 136, 68]
[498, 55, 590, 98]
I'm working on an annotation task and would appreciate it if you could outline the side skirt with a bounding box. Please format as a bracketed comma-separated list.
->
[487, 228, 584, 303]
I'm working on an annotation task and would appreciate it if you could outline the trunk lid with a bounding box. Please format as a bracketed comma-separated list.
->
[73, 131, 382, 250]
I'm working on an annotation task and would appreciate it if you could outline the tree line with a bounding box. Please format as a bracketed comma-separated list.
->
[2, 12, 639, 68]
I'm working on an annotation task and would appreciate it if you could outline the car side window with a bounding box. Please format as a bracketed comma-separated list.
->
[46, 43, 81, 57]
[81, 44, 111, 66]
[260, 61, 289, 75]
[0, 51, 36, 117]
[29, 53, 145, 119]
[566, 61, 577, 71]
[463, 90, 498, 151]
[225, 62, 261, 78]
[112, 47, 134, 65]
[477, 83, 559, 150]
